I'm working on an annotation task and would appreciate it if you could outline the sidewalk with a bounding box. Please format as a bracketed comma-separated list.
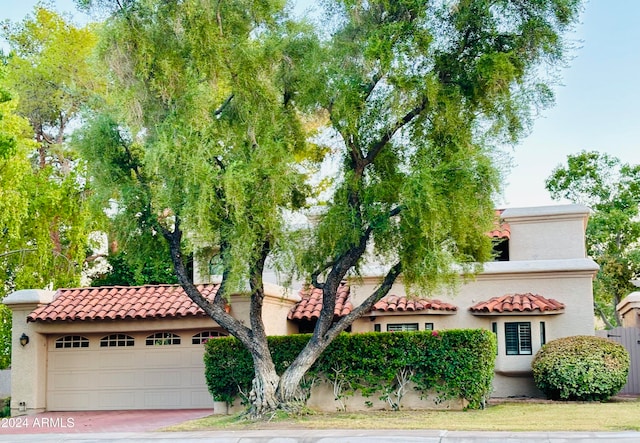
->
[4, 429, 640, 442]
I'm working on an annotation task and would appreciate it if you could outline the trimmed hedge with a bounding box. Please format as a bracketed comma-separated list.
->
[532, 335, 630, 401]
[204, 329, 496, 409]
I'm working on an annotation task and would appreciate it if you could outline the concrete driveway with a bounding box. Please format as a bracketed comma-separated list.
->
[3, 410, 640, 442]
[0, 409, 212, 435]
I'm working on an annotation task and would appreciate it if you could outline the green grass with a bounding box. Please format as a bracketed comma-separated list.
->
[165, 399, 640, 432]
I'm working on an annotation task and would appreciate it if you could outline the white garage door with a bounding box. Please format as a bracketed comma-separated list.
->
[46, 331, 217, 410]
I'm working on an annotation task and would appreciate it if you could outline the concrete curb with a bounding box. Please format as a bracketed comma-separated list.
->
[4, 430, 640, 442]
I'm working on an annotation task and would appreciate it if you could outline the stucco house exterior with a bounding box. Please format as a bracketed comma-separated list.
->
[4, 204, 598, 414]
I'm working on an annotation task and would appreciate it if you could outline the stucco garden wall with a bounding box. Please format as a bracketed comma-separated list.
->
[219, 380, 467, 415]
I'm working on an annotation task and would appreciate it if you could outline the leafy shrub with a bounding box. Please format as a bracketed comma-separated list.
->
[532, 335, 629, 401]
[204, 329, 496, 409]
[0, 397, 9, 418]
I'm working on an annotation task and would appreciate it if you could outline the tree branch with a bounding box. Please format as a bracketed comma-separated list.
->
[362, 70, 383, 104]
[365, 96, 428, 165]
[158, 217, 252, 342]
[327, 261, 403, 343]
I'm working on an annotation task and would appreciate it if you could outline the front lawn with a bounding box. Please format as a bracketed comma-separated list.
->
[165, 398, 640, 432]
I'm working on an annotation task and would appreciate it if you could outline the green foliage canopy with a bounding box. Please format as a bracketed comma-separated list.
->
[75, 0, 316, 292]
[301, 0, 581, 295]
[76, 0, 583, 415]
[546, 151, 640, 327]
[0, 8, 101, 366]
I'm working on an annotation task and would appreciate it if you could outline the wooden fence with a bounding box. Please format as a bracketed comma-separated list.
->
[596, 327, 640, 395]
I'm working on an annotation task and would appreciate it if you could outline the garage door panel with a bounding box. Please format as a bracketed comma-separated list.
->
[98, 350, 138, 368]
[189, 348, 206, 365]
[48, 352, 93, 370]
[191, 389, 214, 406]
[144, 350, 184, 367]
[189, 368, 207, 386]
[47, 332, 215, 411]
[49, 372, 92, 390]
[97, 370, 140, 388]
[144, 370, 183, 387]
[48, 391, 91, 411]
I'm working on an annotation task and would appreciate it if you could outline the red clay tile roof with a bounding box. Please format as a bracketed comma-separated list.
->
[372, 295, 457, 312]
[469, 293, 565, 314]
[27, 284, 219, 322]
[287, 282, 352, 321]
[488, 209, 510, 239]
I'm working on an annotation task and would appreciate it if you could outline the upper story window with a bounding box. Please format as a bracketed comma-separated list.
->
[55, 335, 89, 349]
[505, 322, 532, 355]
[146, 332, 181, 346]
[492, 238, 509, 261]
[100, 334, 135, 347]
[192, 330, 228, 344]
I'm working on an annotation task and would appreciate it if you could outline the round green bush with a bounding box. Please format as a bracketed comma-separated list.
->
[532, 335, 629, 401]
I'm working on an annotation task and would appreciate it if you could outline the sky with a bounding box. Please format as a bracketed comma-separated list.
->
[2, 0, 639, 209]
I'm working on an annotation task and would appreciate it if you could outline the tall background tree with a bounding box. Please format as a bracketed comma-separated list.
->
[546, 150, 640, 328]
[0, 7, 99, 294]
[0, 62, 35, 369]
[0, 7, 105, 368]
[77, 0, 582, 416]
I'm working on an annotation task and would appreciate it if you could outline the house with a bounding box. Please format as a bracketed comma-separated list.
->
[3, 204, 598, 414]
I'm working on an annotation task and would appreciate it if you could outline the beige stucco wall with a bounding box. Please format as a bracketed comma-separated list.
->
[3, 289, 56, 415]
[617, 292, 640, 328]
[346, 204, 598, 398]
[502, 205, 589, 261]
[222, 380, 468, 414]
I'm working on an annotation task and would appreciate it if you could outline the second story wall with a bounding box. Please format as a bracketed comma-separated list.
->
[503, 205, 590, 261]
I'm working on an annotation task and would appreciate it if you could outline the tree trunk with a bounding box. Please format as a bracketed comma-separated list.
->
[248, 353, 281, 417]
[277, 262, 402, 406]
[277, 338, 325, 404]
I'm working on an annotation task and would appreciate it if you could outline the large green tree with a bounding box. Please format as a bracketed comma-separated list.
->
[0, 6, 101, 293]
[0, 7, 101, 367]
[0, 63, 35, 369]
[77, 0, 582, 416]
[546, 151, 640, 328]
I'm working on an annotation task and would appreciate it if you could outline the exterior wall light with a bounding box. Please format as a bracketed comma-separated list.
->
[19, 333, 29, 347]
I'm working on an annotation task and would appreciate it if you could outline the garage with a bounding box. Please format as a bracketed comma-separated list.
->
[46, 331, 216, 410]
[4, 284, 298, 415]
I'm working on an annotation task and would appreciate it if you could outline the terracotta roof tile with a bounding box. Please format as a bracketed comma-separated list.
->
[488, 209, 510, 239]
[27, 284, 220, 322]
[287, 282, 352, 321]
[469, 293, 565, 314]
[372, 295, 457, 312]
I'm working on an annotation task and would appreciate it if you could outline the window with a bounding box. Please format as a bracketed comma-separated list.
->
[192, 330, 228, 344]
[491, 322, 498, 354]
[55, 335, 89, 349]
[146, 332, 181, 346]
[492, 238, 509, 261]
[505, 322, 532, 355]
[540, 321, 546, 346]
[374, 324, 381, 332]
[100, 334, 134, 347]
[387, 323, 419, 332]
[424, 323, 434, 331]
